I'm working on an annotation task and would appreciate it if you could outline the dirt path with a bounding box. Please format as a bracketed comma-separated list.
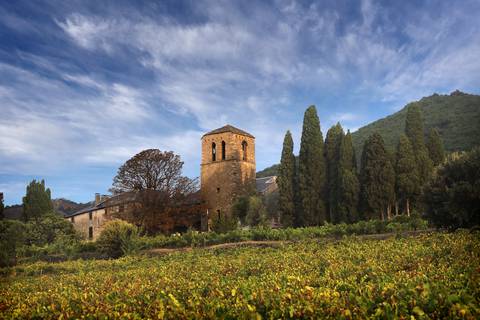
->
[145, 229, 436, 256]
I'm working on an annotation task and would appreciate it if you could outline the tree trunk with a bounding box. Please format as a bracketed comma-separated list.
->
[406, 198, 410, 217]
[395, 201, 399, 216]
[387, 204, 392, 220]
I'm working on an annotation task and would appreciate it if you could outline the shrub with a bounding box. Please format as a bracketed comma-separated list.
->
[25, 212, 78, 246]
[96, 220, 140, 258]
[0, 220, 26, 267]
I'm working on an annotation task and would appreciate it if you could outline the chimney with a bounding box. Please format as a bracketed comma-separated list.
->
[95, 193, 101, 205]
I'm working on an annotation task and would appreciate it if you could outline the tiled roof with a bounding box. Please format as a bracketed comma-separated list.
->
[256, 176, 277, 194]
[203, 125, 254, 138]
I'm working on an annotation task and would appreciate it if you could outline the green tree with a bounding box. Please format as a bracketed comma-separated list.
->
[424, 148, 480, 229]
[0, 193, 4, 220]
[0, 220, 26, 267]
[245, 195, 268, 227]
[337, 131, 360, 223]
[22, 179, 53, 221]
[360, 133, 396, 220]
[298, 106, 327, 226]
[277, 131, 296, 227]
[395, 135, 421, 216]
[405, 104, 433, 184]
[427, 128, 445, 166]
[325, 123, 345, 223]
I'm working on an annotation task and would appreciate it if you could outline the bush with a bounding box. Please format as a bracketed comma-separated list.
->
[96, 220, 140, 258]
[0, 220, 26, 267]
[25, 212, 79, 246]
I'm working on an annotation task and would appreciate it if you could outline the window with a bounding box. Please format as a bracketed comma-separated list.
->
[88, 226, 93, 239]
[217, 210, 221, 220]
[221, 141, 226, 160]
[216, 187, 220, 193]
[212, 142, 216, 161]
[242, 141, 248, 161]
[119, 205, 124, 212]
[71, 216, 75, 223]
[89, 212, 93, 220]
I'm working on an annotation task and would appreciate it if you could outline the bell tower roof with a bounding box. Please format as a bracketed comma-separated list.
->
[202, 124, 254, 138]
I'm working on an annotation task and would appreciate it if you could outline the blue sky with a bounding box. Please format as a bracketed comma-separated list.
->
[1, 0, 480, 205]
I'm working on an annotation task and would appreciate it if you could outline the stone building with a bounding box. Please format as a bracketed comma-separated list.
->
[200, 125, 256, 224]
[66, 191, 204, 239]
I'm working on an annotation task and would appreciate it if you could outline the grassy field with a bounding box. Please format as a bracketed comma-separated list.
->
[1, 231, 479, 319]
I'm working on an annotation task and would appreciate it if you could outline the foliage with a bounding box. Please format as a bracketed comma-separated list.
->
[351, 92, 480, 166]
[22, 179, 53, 221]
[136, 216, 429, 250]
[245, 196, 268, 227]
[360, 133, 395, 220]
[110, 149, 198, 234]
[0, 194, 4, 220]
[427, 127, 445, 166]
[277, 130, 296, 227]
[258, 92, 480, 177]
[298, 105, 327, 226]
[111, 149, 197, 195]
[25, 212, 79, 246]
[0, 220, 26, 267]
[231, 196, 250, 225]
[2, 232, 478, 319]
[211, 213, 239, 234]
[337, 130, 359, 223]
[405, 104, 434, 185]
[395, 135, 421, 215]
[424, 147, 480, 229]
[96, 220, 140, 258]
[325, 123, 345, 223]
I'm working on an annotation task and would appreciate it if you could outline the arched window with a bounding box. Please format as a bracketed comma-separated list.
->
[242, 141, 248, 161]
[212, 142, 216, 161]
[221, 141, 226, 160]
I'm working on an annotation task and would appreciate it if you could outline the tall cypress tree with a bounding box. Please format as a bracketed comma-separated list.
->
[337, 130, 360, 223]
[277, 130, 296, 227]
[325, 123, 345, 223]
[395, 135, 421, 216]
[298, 105, 327, 226]
[22, 179, 53, 221]
[405, 104, 433, 184]
[360, 133, 395, 220]
[427, 128, 445, 166]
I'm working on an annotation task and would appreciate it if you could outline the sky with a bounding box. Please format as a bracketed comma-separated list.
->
[1, 0, 480, 205]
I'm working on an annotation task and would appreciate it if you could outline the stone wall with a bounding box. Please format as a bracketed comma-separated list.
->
[201, 131, 256, 221]
[69, 208, 107, 240]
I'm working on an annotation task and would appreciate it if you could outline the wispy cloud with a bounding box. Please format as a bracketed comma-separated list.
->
[1, 0, 479, 204]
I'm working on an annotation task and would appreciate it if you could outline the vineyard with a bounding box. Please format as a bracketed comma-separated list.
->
[1, 231, 479, 319]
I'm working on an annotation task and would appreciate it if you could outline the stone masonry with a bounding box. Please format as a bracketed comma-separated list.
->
[200, 125, 256, 224]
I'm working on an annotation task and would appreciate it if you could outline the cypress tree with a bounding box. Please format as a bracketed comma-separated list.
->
[337, 131, 360, 223]
[298, 105, 327, 226]
[359, 133, 395, 220]
[427, 128, 445, 166]
[277, 130, 296, 227]
[22, 179, 53, 221]
[325, 123, 345, 223]
[405, 104, 433, 184]
[395, 135, 421, 216]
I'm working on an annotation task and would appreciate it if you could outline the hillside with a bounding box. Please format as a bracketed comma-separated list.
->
[257, 90, 480, 177]
[350, 90, 480, 162]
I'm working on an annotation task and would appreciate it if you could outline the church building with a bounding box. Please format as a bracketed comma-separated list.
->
[201, 125, 256, 224]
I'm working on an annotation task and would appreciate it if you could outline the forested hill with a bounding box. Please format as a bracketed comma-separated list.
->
[256, 91, 480, 178]
[350, 90, 480, 163]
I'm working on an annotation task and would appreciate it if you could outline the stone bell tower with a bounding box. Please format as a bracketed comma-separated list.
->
[201, 125, 256, 224]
